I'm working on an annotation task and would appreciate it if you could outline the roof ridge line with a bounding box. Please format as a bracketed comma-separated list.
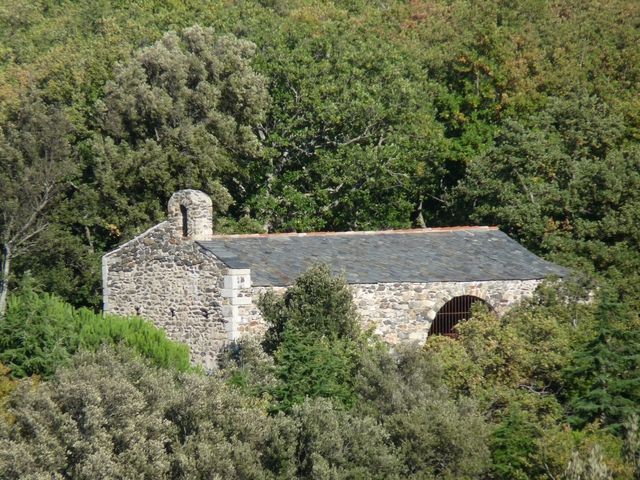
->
[206, 226, 499, 240]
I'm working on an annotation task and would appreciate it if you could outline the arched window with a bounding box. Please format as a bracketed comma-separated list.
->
[180, 204, 188, 237]
[428, 295, 488, 338]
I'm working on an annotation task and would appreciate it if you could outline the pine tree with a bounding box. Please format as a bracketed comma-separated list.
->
[565, 292, 640, 431]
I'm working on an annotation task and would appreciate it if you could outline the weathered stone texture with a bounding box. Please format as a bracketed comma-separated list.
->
[103, 222, 227, 369]
[232, 280, 541, 345]
[167, 189, 213, 240]
[103, 189, 555, 368]
[236, 286, 286, 338]
[351, 279, 540, 344]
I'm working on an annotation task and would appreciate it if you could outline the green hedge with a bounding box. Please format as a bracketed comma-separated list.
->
[0, 290, 191, 377]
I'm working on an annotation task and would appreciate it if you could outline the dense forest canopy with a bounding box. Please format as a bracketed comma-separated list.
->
[1, 0, 638, 308]
[0, 0, 639, 478]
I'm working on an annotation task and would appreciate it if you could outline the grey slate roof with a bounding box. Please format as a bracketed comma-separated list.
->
[198, 227, 568, 286]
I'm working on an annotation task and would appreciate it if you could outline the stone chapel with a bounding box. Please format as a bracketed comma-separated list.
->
[103, 189, 567, 368]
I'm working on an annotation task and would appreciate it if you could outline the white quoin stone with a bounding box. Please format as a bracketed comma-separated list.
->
[167, 189, 213, 240]
[222, 305, 240, 341]
[221, 268, 253, 340]
[223, 269, 251, 289]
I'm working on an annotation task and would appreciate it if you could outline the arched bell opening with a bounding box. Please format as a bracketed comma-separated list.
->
[428, 295, 490, 339]
[180, 204, 189, 237]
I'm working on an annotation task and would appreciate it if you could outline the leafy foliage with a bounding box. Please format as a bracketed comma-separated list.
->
[0, 94, 77, 315]
[623, 415, 640, 478]
[284, 398, 403, 479]
[423, 282, 640, 479]
[565, 445, 613, 480]
[271, 329, 359, 412]
[260, 264, 359, 353]
[258, 264, 361, 411]
[0, 363, 17, 411]
[454, 93, 640, 301]
[354, 344, 491, 479]
[0, 346, 469, 480]
[0, 289, 190, 378]
[87, 25, 270, 240]
[229, 266, 493, 476]
[0, 347, 281, 479]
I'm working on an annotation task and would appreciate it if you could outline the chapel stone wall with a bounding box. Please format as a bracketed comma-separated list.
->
[102, 222, 228, 369]
[351, 279, 541, 344]
[235, 279, 542, 345]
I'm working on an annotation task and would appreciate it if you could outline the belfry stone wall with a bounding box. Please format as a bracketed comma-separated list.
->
[102, 221, 228, 368]
[104, 189, 563, 369]
[103, 190, 227, 368]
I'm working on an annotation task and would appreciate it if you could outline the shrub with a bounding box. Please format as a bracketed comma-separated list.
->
[0, 290, 190, 377]
[258, 264, 362, 411]
[271, 329, 359, 412]
[260, 263, 359, 354]
[0, 347, 283, 479]
[355, 345, 492, 479]
[0, 363, 17, 421]
[285, 398, 403, 479]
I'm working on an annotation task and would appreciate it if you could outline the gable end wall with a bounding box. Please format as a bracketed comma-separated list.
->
[102, 222, 229, 368]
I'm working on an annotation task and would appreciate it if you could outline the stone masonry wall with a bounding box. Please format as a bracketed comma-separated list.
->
[235, 279, 542, 345]
[167, 189, 213, 240]
[351, 279, 541, 344]
[103, 222, 228, 369]
[105, 221, 542, 366]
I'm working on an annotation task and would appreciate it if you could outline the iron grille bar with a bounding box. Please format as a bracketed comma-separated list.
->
[428, 296, 486, 338]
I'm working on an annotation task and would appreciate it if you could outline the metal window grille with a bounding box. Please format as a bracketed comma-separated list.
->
[428, 295, 487, 338]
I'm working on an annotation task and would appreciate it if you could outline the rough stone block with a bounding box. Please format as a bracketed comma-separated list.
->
[229, 296, 252, 306]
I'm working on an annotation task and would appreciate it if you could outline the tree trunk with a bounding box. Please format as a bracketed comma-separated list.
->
[0, 243, 10, 318]
[415, 196, 427, 229]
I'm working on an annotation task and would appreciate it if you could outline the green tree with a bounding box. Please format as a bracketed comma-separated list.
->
[0, 95, 76, 316]
[86, 24, 270, 241]
[260, 263, 359, 354]
[565, 292, 640, 432]
[271, 329, 359, 412]
[454, 93, 640, 301]
[423, 283, 597, 479]
[245, 5, 452, 231]
[259, 264, 362, 411]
